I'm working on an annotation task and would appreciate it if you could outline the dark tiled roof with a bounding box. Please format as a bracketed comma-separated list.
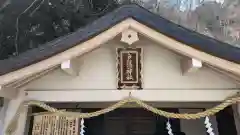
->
[0, 4, 239, 75]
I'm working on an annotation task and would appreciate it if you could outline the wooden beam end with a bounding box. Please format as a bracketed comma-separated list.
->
[61, 59, 79, 76]
[182, 58, 202, 75]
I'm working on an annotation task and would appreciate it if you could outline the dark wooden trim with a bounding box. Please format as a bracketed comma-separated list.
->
[25, 107, 33, 135]
[117, 47, 143, 89]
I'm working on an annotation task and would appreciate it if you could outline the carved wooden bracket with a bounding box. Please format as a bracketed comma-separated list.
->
[61, 59, 79, 76]
[181, 57, 202, 75]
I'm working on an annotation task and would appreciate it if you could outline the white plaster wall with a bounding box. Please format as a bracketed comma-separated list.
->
[179, 109, 219, 135]
[26, 44, 117, 90]
[25, 39, 239, 90]
[138, 40, 239, 89]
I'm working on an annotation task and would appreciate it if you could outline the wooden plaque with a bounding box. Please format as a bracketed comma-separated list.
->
[117, 47, 142, 89]
[32, 114, 80, 135]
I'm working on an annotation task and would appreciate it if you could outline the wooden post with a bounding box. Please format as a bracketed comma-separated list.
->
[0, 98, 8, 135]
[23, 107, 32, 135]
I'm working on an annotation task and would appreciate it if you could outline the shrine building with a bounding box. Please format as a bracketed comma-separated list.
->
[0, 4, 240, 135]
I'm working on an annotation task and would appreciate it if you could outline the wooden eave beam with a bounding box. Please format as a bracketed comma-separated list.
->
[25, 89, 239, 102]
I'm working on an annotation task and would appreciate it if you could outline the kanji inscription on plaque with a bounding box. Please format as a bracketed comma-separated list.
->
[117, 47, 142, 89]
[32, 114, 80, 135]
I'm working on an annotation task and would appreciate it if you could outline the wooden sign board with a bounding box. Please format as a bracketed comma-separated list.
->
[32, 114, 80, 135]
[117, 47, 143, 89]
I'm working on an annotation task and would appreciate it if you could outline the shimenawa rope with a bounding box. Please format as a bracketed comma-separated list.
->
[5, 92, 240, 135]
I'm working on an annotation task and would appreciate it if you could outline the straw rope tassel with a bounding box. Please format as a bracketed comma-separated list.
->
[204, 116, 215, 135]
[166, 119, 174, 135]
[80, 118, 85, 135]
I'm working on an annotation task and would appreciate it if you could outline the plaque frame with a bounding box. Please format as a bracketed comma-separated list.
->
[116, 47, 143, 90]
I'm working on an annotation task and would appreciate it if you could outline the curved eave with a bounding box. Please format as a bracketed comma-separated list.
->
[0, 4, 240, 85]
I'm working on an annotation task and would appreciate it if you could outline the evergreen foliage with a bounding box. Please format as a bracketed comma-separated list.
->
[0, 0, 240, 60]
[0, 0, 118, 59]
